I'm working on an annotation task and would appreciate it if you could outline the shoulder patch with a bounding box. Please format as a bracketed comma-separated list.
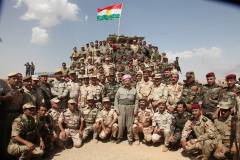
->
[202, 116, 208, 122]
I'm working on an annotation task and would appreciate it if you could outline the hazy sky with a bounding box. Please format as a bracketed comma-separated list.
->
[0, 0, 240, 81]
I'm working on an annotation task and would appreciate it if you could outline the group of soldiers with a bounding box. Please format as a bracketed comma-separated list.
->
[0, 35, 240, 160]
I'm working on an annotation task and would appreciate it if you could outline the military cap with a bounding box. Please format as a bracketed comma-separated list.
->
[136, 71, 142, 75]
[39, 72, 48, 77]
[8, 72, 18, 77]
[54, 69, 62, 74]
[225, 74, 236, 80]
[83, 75, 89, 79]
[51, 97, 60, 103]
[32, 75, 39, 81]
[105, 57, 110, 60]
[139, 98, 148, 102]
[154, 73, 162, 79]
[218, 101, 232, 110]
[171, 70, 179, 75]
[23, 103, 36, 109]
[68, 99, 77, 104]
[87, 94, 94, 100]
[122, 74, 131, 81]
[23, 76, 31, 81]
[89, 74, 97, 78]
[191, 104, 201, 110]
[186, 71, 194, 76]
[68, 70, 76, 75]
[78, 75, 84, 79]
[206, 72, 215, 78]
[102, 97, 110, 103]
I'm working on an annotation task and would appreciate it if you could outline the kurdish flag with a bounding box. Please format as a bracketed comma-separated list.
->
[97, 3, 123, 21]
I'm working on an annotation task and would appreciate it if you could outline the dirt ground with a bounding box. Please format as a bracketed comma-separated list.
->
[50, 140, 190, 160]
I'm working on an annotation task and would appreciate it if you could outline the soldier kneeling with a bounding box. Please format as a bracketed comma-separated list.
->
[8, 103, 44, 160]
[59, 99, 83, 148]
[132, 98, 153, 145]
[95, 97, 118, 141]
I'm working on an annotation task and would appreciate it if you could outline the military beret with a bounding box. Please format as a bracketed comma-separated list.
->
[23, 76, 31, 81]
[206, 72, 215, 78]
[225, 74, 236, 80]
[51, 97, 60, 103]
[191, 104, 201, 110]
[23, 103, 36, 109]
[8, 72, 18, 77]
[31, 75, 39, 81]
[68, 99, 77, 104]
[102, 97, 110, 103]
[171, 70, 179, 75]
[218, 101, 232, 110]
[136, 71, 142, 75]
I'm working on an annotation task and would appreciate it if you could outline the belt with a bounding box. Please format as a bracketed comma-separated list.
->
[66, 126, 79, 130]
[118, 99, 135, 105]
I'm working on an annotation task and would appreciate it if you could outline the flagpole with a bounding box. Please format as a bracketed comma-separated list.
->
[117, 3, 123, 38]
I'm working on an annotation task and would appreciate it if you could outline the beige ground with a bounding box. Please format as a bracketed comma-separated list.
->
[51, 140, 190, 160]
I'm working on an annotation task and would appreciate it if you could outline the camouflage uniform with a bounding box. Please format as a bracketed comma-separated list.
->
[202, 83, 221, 120]
[167, 82, 183, 110]
[136, 80, 154, 100]
[182, 81, 202, 110]
[149, 83, 168, 109]
[103, 82, 120, 106]
[81, 105, 99, 141]
[181, 115, 217, 158]
[168, 111, 191, 148]
[152, 110, 172, 145]
[51, 79, 69, 111]
[58, 108, 83, 148]
[8, 114, 43, 159]
[67, 80, 80, 102]
[95, 107, 118, 140]
[133, 108, 153, 143]
[85, 84, 103, 109]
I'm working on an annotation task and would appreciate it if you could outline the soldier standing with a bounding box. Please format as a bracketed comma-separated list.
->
[136, 69, 154, 100]
[181, 104, 217, 160]
[51, 70, 69, 111]
[152, 102, 172, 152]
[149, 74, 168, 113]
[182, 71, 203, 111]
[94, 97, 118, 141]
[202, 72, 221, 120]
[7, 103, 44, 160]
[38, 73, 52, 110]
[67, 71, 80, 102]
[132, 98, 153, 145]
[167, 71, 183, 113]
[59, 99, 83, 148]
[103, 72, 120, 106]
[114, 74, 138, 145]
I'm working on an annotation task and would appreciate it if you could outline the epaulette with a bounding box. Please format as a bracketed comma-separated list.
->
[202, 116, 208, 122]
